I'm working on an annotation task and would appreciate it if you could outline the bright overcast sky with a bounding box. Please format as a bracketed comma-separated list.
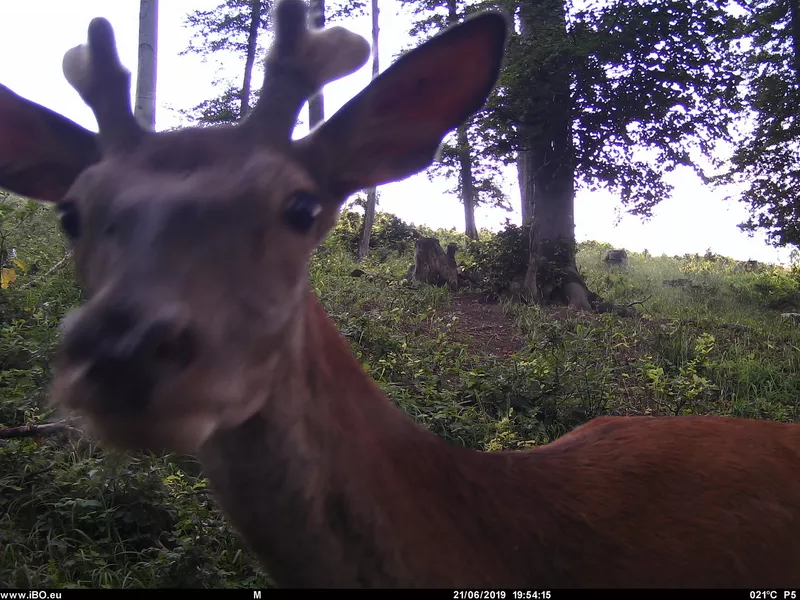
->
[0, 0, 792, 265]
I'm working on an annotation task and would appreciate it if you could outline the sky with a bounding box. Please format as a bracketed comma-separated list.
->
[0, 0, 793, 265]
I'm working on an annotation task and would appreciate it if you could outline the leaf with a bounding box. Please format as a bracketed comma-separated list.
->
[1, 267, 16, 289]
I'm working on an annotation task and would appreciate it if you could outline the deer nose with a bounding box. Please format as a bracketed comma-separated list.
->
[63, 305, 197, 406]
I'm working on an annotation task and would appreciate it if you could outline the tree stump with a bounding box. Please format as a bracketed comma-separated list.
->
[408, 238, 459, 290]
[781, 313, 800, 325]
[446, 243, 459, 269]
[604, 249, 628, 268]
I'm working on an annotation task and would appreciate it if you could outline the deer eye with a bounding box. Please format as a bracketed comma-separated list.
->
[283, 192, 322, 233]
[57, 202, 81, 240]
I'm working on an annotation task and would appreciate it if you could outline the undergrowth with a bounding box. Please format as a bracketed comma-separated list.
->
[1, 200, 799, 587]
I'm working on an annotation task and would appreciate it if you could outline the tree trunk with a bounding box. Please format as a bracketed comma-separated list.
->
[357, 189, 377, 261]
[458, 124, 478, 240]
[307, 0, 326, 128]
[446, 243, 458, 270]
[445, 0, 478, 240]
[357, 0, 381, 262]
[518, 151, 532, 228]
[240, 0, 263, 118]
[789, 0, 800, 84]
[134, 0, 158, 130]
[518, 0, 593, 310]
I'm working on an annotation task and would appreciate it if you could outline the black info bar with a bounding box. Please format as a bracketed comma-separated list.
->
[1, 590, 798, 599]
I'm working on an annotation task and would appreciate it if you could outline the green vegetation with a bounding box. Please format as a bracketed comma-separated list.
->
[2, 201, 799, 588]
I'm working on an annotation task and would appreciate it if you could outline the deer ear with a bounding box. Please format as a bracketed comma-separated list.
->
[300, 12, 507, 199]
[0, 84, 100, 202]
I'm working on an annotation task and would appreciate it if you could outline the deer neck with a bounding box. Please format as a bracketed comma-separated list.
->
[198, 289, 470, 588]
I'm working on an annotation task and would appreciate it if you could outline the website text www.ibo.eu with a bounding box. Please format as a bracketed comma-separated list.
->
[1, 592, 61, 599]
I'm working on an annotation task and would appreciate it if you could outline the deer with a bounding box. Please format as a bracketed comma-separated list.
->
[0, 0, 799, 589]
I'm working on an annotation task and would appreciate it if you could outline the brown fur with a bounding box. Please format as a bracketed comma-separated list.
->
[0, 0, 797, 588]
[204, 293, 800, 588]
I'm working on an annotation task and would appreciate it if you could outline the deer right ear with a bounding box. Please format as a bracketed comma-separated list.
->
[299, 12, 508, 199]
[0, 84, 100, 202]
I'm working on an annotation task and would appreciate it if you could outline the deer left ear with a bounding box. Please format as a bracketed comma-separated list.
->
[0, 84, 100, 202]
[298, 11, 508, 200]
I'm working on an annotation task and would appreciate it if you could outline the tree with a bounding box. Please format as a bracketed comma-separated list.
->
[434, 119, 509, 239]
[447, 0, 481, 240]
[716, 0, 800, 248]
[400, 0, 508, 239]
[324, 0, 381, 260]
[241, 0, 265, 117]
[182, 0, 273, 125]
[481, 0, 745, 308]
[308, 0, 326, 128]
[357, 0, 381, 262]
[135, 0, 159, 129]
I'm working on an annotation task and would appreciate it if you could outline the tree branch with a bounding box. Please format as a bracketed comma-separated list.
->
[19, 251, 73, 289]
[0, 418, 80, 440]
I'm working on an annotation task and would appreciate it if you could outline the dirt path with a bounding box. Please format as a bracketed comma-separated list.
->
[444, 292, 524, 358]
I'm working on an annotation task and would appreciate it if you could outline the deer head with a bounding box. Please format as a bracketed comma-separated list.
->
[0, 0, 506, 453]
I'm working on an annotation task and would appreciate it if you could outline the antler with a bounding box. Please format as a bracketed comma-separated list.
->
[244, 0, 371, 143]
[62, 18, 144, 154]
[60, 1, 367, 152]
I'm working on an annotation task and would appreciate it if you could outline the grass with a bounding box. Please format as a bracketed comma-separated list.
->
[1, 207, 799, 587]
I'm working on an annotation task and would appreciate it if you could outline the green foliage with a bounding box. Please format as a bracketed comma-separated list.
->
[577, 244, 800, 319]
[715, 0, 800, 248]
[182, 1, 273, 56]
[463, 222, 528, 296]
[0, 200, 79, 430]
[731, 270, 800, 311]
[395, 0, 511, 232]
[427, 120, 511, 214]
[322, 210, 421, 260]
[479, 0, 746, 216]
[180, 1, 273, 125]
[3, 208, 800, 587]
[637, 330, 719, 416]
[181, 85, 258, 126]
[0, 442, 270, 588]
[326, 0, 369, 22]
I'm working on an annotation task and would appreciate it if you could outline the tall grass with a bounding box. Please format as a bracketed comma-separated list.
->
[1, 209, 799, 587]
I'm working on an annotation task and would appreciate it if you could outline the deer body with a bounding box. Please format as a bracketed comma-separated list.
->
[0, 0, 799, 588]
[201, 292, 800, 588]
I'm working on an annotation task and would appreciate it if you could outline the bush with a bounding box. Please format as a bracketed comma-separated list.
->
[464, 222, 528, 296]
[322, 210, 420, 260]
[746, 272, 800, 311]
